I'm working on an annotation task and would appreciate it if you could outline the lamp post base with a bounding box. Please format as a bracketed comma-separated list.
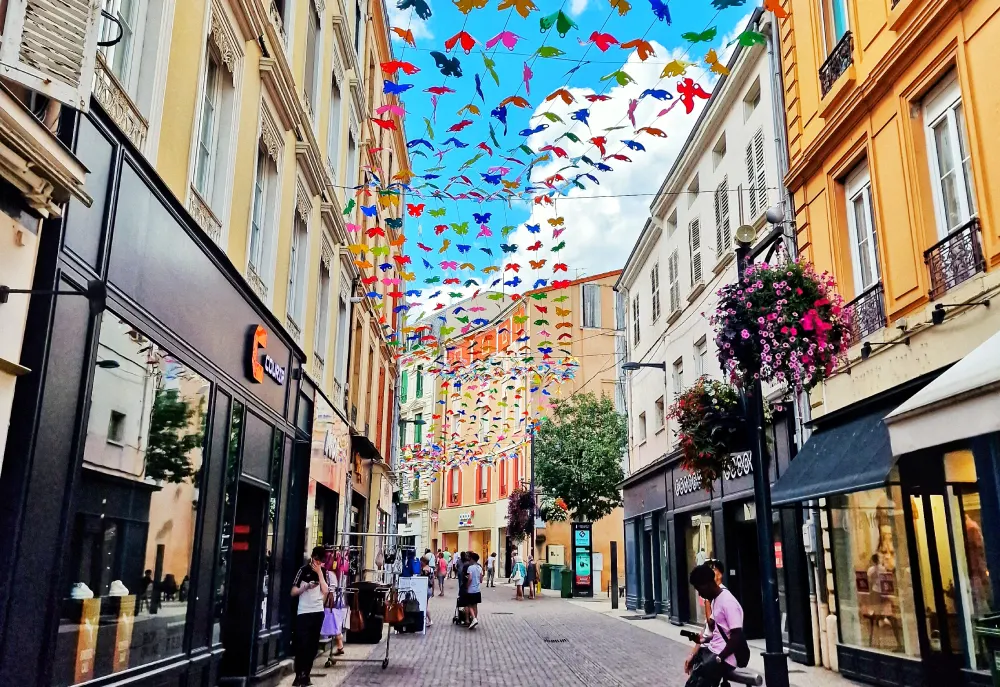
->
[761, 651, 790, 687]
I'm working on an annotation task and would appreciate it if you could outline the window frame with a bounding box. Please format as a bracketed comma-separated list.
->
[923, 74, 976, 239]
[499, 458, 509, 498]
[694, 338, 708, 378]
[820, 0, 850, 54]
[668, 249, 680, 314]
[286, 214, 309, 324]
[327, 75, 343, 182]
[845, 161, 880, 296]
[654, 396, 665, 431]
[650, 263, 661, 322]
[314, 258, 332, 361]
[400, 370, 408, 403]
[193, 51, 223, 200]
[248, 147, 269, 272]
[304, 0, 321, 117]
[672, 358, 684, 397]
[447, 467, 462, 507]
[689, 219, 703, 286]
[582, 283, 602, 329]
[476, 462, 491, 504]
[415, 365, 424, 398]
[414, 413, 423, 444]
[637, 411, 647, 443]
[632, 295, 640, 345]
[714, 178, 732, 257]
[100, 0, 149, 94]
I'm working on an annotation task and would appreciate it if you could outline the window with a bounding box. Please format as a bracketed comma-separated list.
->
[668, 250, 680, 314]
[654, 396, 665, 431]
[665, 209, 678, 237]
[924, 74, 976, 237]
[249, 150, 268, 272]
[248, 145, 279, 295]
[107, 410, 126, 444]
[582, 283, 602, 328]
[672, 358, 684, 397]
[499, 459, 509, 497]
[194, 53, 222, 198]
[743, 78, 761, 121]
[476, 462, 489, 502]
[714, 179, 732, 256]
[632, 295, 640, 345]
[746, 129, 768, 218]
[399, 421, 407, 447]
[314, 260, 331, 361]
[845, 162, 879, 295]
[354, 0, 364, 54]
[694, 338, 708, 378]
[327, 77, 343, 180]
[347, 132, 358, 186]
[448, 467, 461, 506]
[689, 220, 703, 286]
[712, 133, 727, 169]
[820, 0, 850, 53]
[650, 263, 661, 322]
[637, 412, 647, 443]
[304, 1, 321, 113]
[335, 287, 350, 389]
[286, 216, 308, 324]
[400, 370, 408, 402]
[614, 290, 626, 330]
[100, 0, 144, 87]
[59, 313, 208, 684]
[416, 365, 424, 397]
[414, 413, 423, 444]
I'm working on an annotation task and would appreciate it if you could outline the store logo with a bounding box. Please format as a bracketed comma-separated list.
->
[675, 472, 701, 496]
[247, 324, 286, 385]
[458, 510, 475, 527]
[723, 451, 753, 481]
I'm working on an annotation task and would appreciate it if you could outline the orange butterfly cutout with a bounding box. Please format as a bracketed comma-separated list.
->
[556, 307, 571, 317]
[497, 0, 537, 18]
[548, 217, 564, 226]
[545, 88, 575, 105]
[609, 0, 631, 15]
[454, 0, 489, 14]
[389, 234, 406, 247]
[764, 0, 789, 19]
[457, 104, 481, 116]
[499, 95, 531, 109]
[621, 38, 655, 61]
[391, 27, 415, 46]
[638, 126, 668, 138]
[706, 49, 730, 76]
[529, 259, 547, 269]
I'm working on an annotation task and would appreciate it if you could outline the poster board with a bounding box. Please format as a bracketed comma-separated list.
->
[395, 576, 428, 634]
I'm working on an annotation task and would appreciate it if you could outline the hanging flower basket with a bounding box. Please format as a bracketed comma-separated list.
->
[539, 495, 569, 522]
[711, 260, 851, 392]
[668, 377, 746, 490]
[506, 487, 534, 543]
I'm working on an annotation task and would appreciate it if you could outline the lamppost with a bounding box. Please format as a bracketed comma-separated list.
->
[734, 222, 790, 687]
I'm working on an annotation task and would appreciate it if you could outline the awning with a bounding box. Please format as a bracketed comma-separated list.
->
[885, 328, 1000, 455]
[771, 407, 894, 506]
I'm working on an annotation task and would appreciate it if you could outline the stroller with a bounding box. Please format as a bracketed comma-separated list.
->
[452, 594, 471, 626]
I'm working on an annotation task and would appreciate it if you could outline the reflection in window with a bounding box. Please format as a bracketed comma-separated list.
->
[829, 486, 920, 658]
[55, 313, 208, 686]
[213, 398, 243, 643]
[685, 512, 713, 624]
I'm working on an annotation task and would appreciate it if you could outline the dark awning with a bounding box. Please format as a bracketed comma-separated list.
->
[351, 434, 381, 462]
[771, 407, 895, 506]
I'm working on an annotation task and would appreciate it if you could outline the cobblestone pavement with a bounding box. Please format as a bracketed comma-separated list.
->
[289, 583, 864, 687]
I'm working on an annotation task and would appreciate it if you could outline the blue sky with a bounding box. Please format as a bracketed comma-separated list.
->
[382, 0, 756, 319]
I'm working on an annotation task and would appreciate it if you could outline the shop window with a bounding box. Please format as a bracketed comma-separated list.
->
[56, 313, 209, 686]
[685, 511, 714, 624]
[447, 467, 461, 507]
[828, 485, 921, 658]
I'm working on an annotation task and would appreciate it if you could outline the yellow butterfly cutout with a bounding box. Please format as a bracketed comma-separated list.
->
[706, 49, 729, 76]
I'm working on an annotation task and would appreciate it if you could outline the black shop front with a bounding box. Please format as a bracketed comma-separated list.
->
[622, 412, 814, 665]
[0, 105, 311, 687]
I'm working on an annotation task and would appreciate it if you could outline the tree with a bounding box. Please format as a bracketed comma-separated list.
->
[534, 392, 627, 522]
[145, 388, 203, 483]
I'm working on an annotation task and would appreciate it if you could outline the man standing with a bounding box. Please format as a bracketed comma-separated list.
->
[684, 563, 745, 687]
[291, 547, 331, 686]
[486, 552, 497, 587]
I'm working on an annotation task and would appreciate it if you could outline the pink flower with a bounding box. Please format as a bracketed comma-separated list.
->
[741, 329, 751, 339]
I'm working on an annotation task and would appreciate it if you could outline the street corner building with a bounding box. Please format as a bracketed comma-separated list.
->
[0, 0, 407, 685]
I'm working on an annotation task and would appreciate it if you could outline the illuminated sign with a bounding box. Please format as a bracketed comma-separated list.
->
[247, 324, 286, 385]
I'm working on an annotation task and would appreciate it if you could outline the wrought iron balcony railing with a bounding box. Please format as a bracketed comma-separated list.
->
[846, 282, 886, 346]
[924, 218, 985, 300]
[819, 31, 854, 97]
[93, 53, 148, 152]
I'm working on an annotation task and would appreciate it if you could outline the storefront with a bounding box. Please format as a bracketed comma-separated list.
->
[305, 391, 351, 552]
[623, 414, 813, 663]
[772, 356, 1000, 687]
[0, 106, 309, 687]
[437, 501, 503, 559]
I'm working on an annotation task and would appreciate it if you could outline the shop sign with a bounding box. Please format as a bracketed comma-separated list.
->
[723, 451, 753, 480]
[571, 522, 593, 597]
[675, 472, 701, 496]
[112, 596, 136, 672]
[247, 324, 286, 385]
[458, 510, 475, 527]
[774, 542, 783, 569]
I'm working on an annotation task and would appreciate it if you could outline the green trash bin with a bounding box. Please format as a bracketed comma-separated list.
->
[974, 613, 1000, 686]
[550, 564, 565, 590]
[540, 563, 553, 589]
[560, 568, 572, 598]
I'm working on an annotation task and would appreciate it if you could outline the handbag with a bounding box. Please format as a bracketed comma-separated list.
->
[323, 572, 337, 609]
[402, 589, 421, 615]
[385, 588, 405, 625]
[349, 590, 365, 632]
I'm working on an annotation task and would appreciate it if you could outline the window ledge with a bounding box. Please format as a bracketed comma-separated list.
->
[888, 0, 919, 31]
[819, 63, 856, 119]
[106, 439, 125, 448]
[687, 282, 707, 303]
[667, 309, 682, 325]
[654, 425, 666, 436]
[713, 251, 735, 276]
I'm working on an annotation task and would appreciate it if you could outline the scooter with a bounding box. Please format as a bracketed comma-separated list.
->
[680, 629, 763, 686]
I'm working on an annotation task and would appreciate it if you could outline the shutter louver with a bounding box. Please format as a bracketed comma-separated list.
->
[715, 179, 731, 256]
[669, 250, 680, 314]
[746, 140, 758, 217]
[1, 0, 103, 110]
[690, 219, 703, 285]
[754, 129, 767, 214]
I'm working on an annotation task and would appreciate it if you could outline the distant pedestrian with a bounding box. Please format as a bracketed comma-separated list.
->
[524, 555, 537, 599]
[450, 549, 461, 579]
[512, 553, 526, 600]
[465, 553, 484, 629]
[421, 557, 434, 627]
[291, 546, 331, 686]
[436, 549, 448, 596]
[486, 552, 497, 587]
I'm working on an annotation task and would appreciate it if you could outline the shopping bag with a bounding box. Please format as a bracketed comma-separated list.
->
[321, 606, 340, 636]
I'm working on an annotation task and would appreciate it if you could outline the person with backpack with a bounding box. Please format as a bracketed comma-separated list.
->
[684, 563, 749, 687]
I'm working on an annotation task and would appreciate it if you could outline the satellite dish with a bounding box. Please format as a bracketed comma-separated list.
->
[735, 224, 756, 245]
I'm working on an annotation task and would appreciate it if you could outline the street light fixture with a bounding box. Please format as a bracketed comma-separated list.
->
[621, 361, 666, 372]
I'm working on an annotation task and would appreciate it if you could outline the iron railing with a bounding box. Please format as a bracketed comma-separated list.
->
[846, 282, 886, 346]
[924, 218, 985, 300]
[820, 31, 854, 97]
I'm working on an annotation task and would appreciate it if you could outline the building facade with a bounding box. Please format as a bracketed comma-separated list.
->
[616, 8, 814, 664]
[769, 0, 1000, 685]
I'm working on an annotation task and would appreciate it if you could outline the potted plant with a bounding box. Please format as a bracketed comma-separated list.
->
[668, 377, 746, 490]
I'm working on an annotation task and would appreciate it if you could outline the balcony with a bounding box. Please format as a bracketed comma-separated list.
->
[268, 0, 287, 46]
[246, 263, 268, 302]
[285, 315, 302, 343]
[819, 32, 854, 98]
[93, 53, 148, 152]
[188, 187, 222, 244]
[846, 282, 886, 346]
[924, 218, 985, 300]
[311, 354, 325, 382]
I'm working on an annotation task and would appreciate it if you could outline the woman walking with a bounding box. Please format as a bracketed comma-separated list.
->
[524, 555, 537, 599]
[436, 549, 448, 596]
[511, 553, 527, 600]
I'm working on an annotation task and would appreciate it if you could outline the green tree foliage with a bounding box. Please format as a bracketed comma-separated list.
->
[145, 388, 203, 483]
[534, 392, 627, 523]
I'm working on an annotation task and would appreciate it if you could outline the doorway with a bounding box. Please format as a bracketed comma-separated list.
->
[220, 482, 269, 677]
[729, 502, 764, 639]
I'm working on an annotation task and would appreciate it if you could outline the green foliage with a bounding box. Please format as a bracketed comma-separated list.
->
[534, 392, 627, 523]
[145, 388, 203, 484]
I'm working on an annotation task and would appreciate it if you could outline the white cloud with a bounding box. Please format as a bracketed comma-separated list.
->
[387, 1, 434, 42]
[568, 0, 589, 17]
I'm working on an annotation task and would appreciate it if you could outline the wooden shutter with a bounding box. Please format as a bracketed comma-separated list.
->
[650, 264, 660, 321]
[669, 250, 680, 314]
[715, 179, 731, 256]
[689, 219, 702, 285]
[746, 139, 759, 217]
[0, 0, 103, 110]
[754, 130, 767, 216]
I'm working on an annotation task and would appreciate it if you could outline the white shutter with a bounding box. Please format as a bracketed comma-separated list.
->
[650, 264, 660, 321]
[746, 140, 759, 217]
[669, 250, 680, 313]
[689, 219, 703, 285]
[0, 0, 103, 110]
[754, 130, 767, 215]
[715, 179, 731, 256]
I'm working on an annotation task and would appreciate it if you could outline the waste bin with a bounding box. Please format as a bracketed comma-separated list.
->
[540, 563, 553, 589]
[550, 564, 565, 590]
[974, 613, 1000, 686]
[560, 568, 572, 598]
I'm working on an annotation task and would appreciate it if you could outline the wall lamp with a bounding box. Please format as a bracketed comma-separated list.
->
[860, 339, 910, 361]
[932, 299, 990, 326]
[622, 361, 667, 372]
[0, 279, 106, 317]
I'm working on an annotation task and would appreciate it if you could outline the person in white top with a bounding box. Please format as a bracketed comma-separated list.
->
[486, 552, 497, 587]
[291, 547, 331, 686]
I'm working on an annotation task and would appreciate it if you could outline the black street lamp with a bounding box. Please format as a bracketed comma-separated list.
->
[734, 224, 790, 687]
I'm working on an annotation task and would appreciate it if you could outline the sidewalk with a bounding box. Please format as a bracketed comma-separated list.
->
[566, 595, 862, 687]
